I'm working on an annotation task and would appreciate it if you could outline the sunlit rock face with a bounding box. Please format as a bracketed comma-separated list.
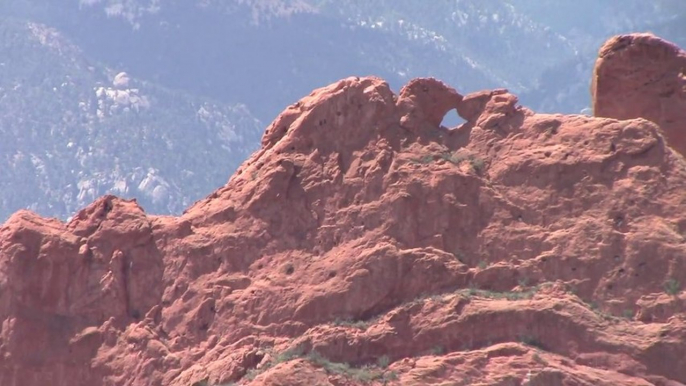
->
[2, 38, 686, 383]
[592, 33, 686, 158]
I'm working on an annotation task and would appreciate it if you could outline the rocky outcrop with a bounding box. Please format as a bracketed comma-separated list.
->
[592, 33, 686, 157]
[2, 35, 686, 386]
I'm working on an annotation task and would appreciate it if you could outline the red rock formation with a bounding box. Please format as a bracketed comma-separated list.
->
[592, 33, 686, 158]
[2, 37, 686, 386]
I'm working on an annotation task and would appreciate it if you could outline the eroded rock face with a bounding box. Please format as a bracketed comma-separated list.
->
[2, 38, 686, 386]
[592, 33, 686, 157]
[396, 77, 463, 131]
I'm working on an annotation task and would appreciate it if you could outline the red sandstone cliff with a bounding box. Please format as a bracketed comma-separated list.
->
[1, 33, 686, 386]
[593, 33, 686, 157]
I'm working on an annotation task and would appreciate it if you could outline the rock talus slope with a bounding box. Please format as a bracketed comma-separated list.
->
[1, 34, 686, 386]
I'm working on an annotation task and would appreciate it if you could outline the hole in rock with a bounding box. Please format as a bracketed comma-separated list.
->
[285, 264, 295, 275]
[613, 215, 624, 227]
[441, 109, 466, 128]
[103, 199, 113, 215]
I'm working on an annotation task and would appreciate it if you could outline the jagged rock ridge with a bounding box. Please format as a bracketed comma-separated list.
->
[1, 33, 686, 386]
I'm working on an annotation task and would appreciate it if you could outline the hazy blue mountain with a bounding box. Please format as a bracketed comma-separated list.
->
[518, 0, 686, 114]
[0, 0, 684, 221]
[0, 18, 262, 220]
[3, 1, 497, 120]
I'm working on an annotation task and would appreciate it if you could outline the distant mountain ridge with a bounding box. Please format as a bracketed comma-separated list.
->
[0, 18, 262, 220]
[0, 0, 684, 221]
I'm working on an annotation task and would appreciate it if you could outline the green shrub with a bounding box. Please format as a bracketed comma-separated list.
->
[664, 278, 680, 295]
[377, 355, 390, 368]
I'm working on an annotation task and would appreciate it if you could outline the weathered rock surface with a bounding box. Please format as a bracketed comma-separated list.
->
[1, 34, 686, 386]
[593, 33, 686, 157]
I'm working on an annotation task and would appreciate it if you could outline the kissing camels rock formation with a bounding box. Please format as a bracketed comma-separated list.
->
[1, 33, 686, 386]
